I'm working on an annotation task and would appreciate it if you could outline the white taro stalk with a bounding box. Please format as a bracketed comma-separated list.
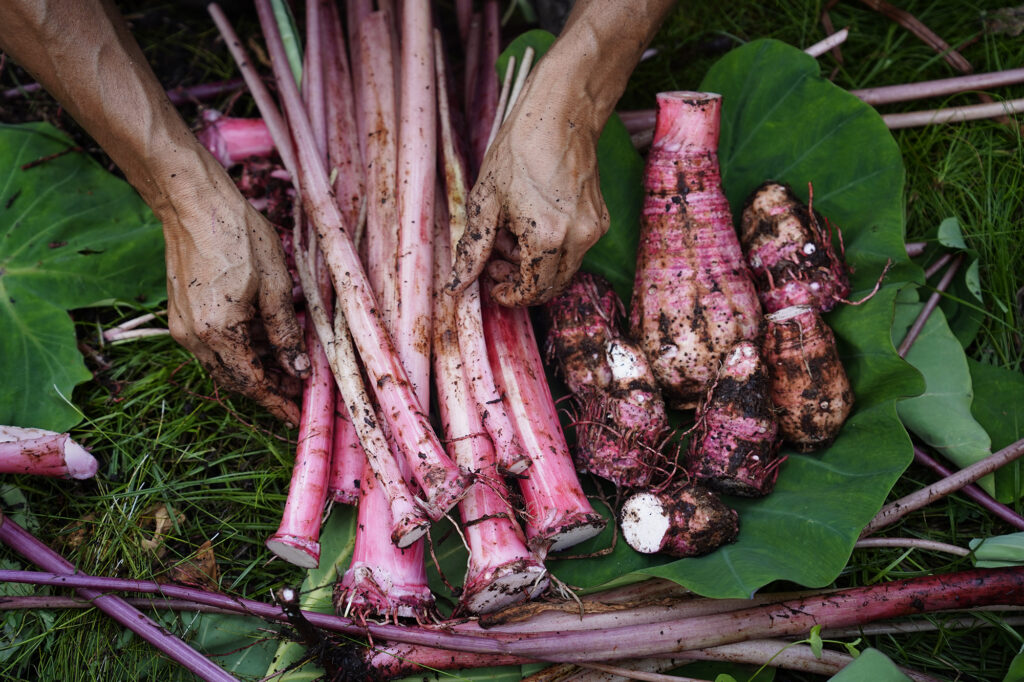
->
[432, 195, 548, 615]
[434, 32, 530, 475]
[354, 12, 400, 328]
[254, 0, 469, 515]
[394, 0, 437, 408]
[0, 427, 97, 479]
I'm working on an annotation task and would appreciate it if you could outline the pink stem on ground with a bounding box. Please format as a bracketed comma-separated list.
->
[265, 315, 334, 568]
[435, 35, 530, 475]
[897, 254, 962, 357]
[852, 67, 1024, 105]
[911, 445, 1024, 530]
[481, 287, 606, 557]
[0, 427, 97, 480]
[0, 515, 236, 682]
[3, 78, 244, 105]
[394, 0, 437, 408]
[432, 189, 548, 615]
[905, 241, 927, 258]
[336, 458, 435, 621]
[2, 565, 1023, 664]
[195, 111, 276, 168]
[254, 0, 468, 515]
[863, 437, 1024, 536]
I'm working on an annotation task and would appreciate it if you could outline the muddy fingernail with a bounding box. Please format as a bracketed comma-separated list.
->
[292, 353, 310, 373]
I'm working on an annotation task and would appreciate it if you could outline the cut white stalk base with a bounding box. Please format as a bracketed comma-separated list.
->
[0, 427, 98, 480]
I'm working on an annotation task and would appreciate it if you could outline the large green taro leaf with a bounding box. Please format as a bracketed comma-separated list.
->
[892, 295, 994, 493]
[550, 40, 921, 598]
[969, 359, 1024, 502]
[0, 123, 165, 430]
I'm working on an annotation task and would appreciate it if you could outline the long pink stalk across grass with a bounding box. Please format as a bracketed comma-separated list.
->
[253, 0, 468, 515]
[0, 514, 235, 682]
[2, 564, 1021, 664]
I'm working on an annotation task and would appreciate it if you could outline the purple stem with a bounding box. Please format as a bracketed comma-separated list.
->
[923, 252, 954, 280]
[905, 241, 927, 258]
[897, 254, 962, 358]
[166, 79, 245, 105]
[0, 515, 237, 682]
[3, 78, 244, 104]
[1, 567, 1023, 662]
[0, 595, 237, 615]
[913, 445, 1024, 530]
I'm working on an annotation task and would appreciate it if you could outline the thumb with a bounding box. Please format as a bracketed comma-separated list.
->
[256, 243, 309, 378]
[450, 174, 501, 293]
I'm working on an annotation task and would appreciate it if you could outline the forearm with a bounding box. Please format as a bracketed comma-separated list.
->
[533, 0, 677, 132]
[0, 0, 229, 229]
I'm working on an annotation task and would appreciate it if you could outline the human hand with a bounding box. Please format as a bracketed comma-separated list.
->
[162, 181, 308, 425]
[451, 92, 609, 307]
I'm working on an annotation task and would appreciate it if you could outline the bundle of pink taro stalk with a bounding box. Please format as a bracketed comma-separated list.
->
[205, 0, 610, 620]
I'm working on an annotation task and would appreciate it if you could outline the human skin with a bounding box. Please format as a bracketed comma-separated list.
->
[452, 0, 678, 306]
[0, 0, 308, 423]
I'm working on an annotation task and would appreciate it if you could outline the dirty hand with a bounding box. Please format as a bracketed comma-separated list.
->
[162, 176, 308, 425]
[448, 0, 676, 306]
[453, 90, 609, 307]
[0, 0, 308, 423]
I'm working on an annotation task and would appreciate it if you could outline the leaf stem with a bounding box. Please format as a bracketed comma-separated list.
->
[863, 437, 1024, 536]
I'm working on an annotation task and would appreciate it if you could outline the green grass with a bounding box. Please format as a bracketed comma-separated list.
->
[2, 0, 1024, 680]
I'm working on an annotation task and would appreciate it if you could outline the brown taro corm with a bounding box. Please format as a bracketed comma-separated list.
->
[740, 181, 850, 314]
[687, 341, 782, 497]
[543, 272, 669, 488]
[630, 92, 762, 409]
[619, 482, 739, 558]
[764, 305, 854, 452]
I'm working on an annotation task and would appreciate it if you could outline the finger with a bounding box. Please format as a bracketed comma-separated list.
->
[492, 220, 563, 306]
[197, 321, 301, 425]
[492, 229, 521, 263]
[486, 258, 518, 285]
[451, 173, 501, 293]
[256, 238, 310, 379]
[551, 209, 609, 295]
